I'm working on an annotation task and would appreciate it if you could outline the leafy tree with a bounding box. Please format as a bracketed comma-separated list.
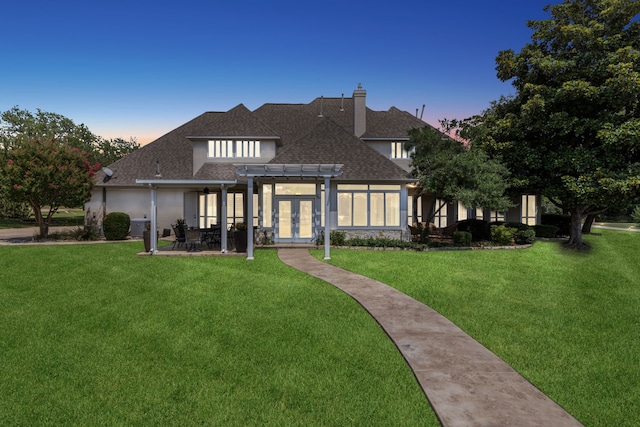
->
[2, 138, 99, 238]
[0, 106, 99, 152]
[407, 123, 512, 223]
[464, 0, 640, 248]
[95, 137, 140, 167]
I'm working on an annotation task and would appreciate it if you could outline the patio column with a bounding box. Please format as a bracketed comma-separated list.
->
[221, 184, 228, 253]
[324, 176, 331, 260]
[150, 184, 158, 254]
[246, 177, 254, 260]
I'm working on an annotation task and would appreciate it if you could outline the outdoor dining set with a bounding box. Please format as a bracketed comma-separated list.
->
[170, 223, 228, 252]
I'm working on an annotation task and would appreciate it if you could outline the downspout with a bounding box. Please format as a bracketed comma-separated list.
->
[101, 186, 107, 236]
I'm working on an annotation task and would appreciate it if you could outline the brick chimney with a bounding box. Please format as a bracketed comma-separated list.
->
[353, 83, 366, 137]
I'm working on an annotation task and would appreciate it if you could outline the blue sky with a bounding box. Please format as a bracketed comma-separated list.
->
[1, 0, 551, 144]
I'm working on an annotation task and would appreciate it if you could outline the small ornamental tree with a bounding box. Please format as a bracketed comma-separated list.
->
[2, 138, 99, 238]
[406, 123, 512, 222]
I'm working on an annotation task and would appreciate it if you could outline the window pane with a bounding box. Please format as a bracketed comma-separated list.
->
[338, 184, 367, 191]
[253, 193, 259, 227]
[263, 184, 272, 228]
[370, 184, 401, 190]
[279, 200, 292, 238]
[458, 201, 468, 221]
[435, 199, 448, 228]
[386, 193, 399, 226]
[275, 183, 316, 195]
[338, 193, 352, 226]
[235, 193, 243, 218]
[353, 193, 367, 226]
[370, 193, 385, 226]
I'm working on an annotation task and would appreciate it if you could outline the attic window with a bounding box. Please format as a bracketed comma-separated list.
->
[391, 141, 412, 159]
[208, 140, 260, 158]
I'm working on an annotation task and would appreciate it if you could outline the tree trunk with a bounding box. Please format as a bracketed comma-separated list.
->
[566, 208, 586, 248]
[582, 214, 596, 234]
[29, 201, 49, 239]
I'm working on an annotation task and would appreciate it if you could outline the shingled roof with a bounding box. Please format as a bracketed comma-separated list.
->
[269, 117, 412, 181]
[94, 91, 427, 186]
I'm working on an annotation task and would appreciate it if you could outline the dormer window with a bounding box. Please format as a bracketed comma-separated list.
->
[208, 140, 260, 158]
[391, 141, 412, 159]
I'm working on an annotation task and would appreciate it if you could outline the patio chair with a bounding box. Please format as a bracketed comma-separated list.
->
[171, 224, 186, 249]
[185, 228, 202, 252]
[408, 224, 422, 242]
[206, 227, 222, 249]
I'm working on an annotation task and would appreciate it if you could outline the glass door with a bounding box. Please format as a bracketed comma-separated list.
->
[276, 197, 314, 243]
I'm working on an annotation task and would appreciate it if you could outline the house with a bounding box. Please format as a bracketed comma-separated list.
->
[85, 84, 540, 258]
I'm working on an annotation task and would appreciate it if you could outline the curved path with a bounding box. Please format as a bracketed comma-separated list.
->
[278, 248, 583, 427]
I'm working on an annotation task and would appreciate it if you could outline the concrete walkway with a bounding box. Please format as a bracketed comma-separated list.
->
[278, 249, 583, 427]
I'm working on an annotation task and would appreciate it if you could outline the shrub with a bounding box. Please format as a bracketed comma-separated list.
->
[457, 219, 490, 241]
[534, 224, 559, 238]
[504, 221, 531, 231]
[330, 230, 347, 246]
[632, 205, 640, 226]
[453, 231, 472, 247]
[514, 229, 536, 245]
[103, 212, 130, 240]
[541, 214, 571, 236]
[491, 225, 515, 246]
[67, 225, 101, 241]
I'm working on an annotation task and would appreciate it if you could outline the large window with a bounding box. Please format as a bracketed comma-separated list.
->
[457, 201, 468, 222]
[198, 193, 218, 228]
[490, 210, 505, 222]
[208, 140, 260, 158]
[522, 195, 537, 225]
[227, 192, 244, 229]
[391, 141, 411, 159]
[337, 184, 400, 227]
[434, 199, 447, 228]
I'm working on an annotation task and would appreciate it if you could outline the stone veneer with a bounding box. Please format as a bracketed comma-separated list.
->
[342, 229, 409, 241]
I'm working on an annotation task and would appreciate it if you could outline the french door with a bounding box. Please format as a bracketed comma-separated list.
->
[276, 197, 314, 243]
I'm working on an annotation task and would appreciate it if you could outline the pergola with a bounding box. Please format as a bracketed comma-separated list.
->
[137, 163, 342, 260]
[234, 164, 343, 260]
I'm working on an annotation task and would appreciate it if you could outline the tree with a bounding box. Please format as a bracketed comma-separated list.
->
[407, 122, 512, 223]
[465, 0, 640, 248]
[0, 106, 99, 152]
[2, 138, 99, 238]
[0, 107, 103, 237]
[94, 137, 140, 167]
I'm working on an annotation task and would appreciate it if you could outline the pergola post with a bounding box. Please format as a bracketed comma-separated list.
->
[324, 176, 331, 260]
[150, 184, 158, 254]
[221, 184, 228, 253]
[246, 177, 254, 260]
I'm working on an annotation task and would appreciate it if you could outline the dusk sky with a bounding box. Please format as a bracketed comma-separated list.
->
[2, 0, 552, 145]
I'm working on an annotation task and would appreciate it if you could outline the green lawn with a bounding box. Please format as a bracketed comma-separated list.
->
[0, 243, 436, 426]
[0, 208, 84, 229]
[315, 230, 640, 427]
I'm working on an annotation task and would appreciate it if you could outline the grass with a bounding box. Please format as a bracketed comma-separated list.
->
[314, 230, 640, 427]
[0, 243, 436, 426]
[0, 208, 84, 229]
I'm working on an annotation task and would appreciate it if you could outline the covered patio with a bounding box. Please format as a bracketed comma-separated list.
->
[137, 163, 342, 260]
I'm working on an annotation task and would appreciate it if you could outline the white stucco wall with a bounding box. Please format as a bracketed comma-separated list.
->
[85, 186, 188, 234]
